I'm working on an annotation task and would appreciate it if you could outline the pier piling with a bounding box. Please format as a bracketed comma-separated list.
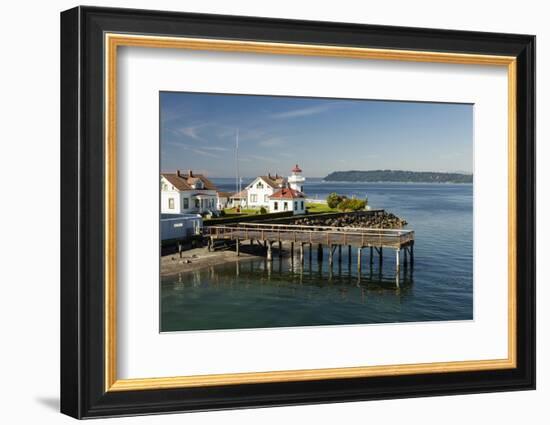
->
[395, 248, 400, 274]
[207, 223, 415, 280]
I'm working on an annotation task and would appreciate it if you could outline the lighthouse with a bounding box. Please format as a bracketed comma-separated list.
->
[288, 164, 305, 193]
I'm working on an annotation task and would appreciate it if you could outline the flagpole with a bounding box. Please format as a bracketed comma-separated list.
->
[235, 128, 239, 194]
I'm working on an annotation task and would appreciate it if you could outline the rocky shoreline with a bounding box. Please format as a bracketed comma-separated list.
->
[292, 211, 407, 229]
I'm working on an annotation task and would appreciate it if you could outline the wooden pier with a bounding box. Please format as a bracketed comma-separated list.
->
[206, 222, 414, 286]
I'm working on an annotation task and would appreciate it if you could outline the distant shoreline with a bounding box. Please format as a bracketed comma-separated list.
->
[324, 170, 473, 184]
[318, 180, 473, 185]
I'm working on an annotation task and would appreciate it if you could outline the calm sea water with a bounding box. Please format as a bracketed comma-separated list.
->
[161, 178, 473, 332]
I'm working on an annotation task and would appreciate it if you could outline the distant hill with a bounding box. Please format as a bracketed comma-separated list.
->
[324, 170, 473, 183]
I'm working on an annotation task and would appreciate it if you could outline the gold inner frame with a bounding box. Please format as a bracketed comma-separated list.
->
[104, 33, 517, 392]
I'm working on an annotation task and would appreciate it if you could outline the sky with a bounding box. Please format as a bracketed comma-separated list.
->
[160, 91, 473, 178]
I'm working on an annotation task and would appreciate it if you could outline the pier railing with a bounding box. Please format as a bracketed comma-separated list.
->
[206, 222, 414, 249]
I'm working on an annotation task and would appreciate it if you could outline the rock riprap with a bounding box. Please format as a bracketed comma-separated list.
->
[293, 211, 407, 229]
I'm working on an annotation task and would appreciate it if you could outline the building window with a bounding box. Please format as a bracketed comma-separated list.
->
[294, 201, 297, 210]
[283, 202, 288, 211]
[168, 198, 174, 209]
[183, 198, 189, 209]
[250, 194, 257, 203]
[195, 198, 200, 208]
[264, 194, 269, 203]
[301, 201, 304, 210]
[161, 183, 167, 191]
[274, 201, 278, 211]
[257, 182, 264, 189]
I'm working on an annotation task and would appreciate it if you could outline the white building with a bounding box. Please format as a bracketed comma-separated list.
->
[245, 174, 286, 208]
[161, 170, 220, 215]
[160, 213, 202, 243]
[229, 189, 248, 208]
[268, 187, 306, 215]
[216, 191, 231, 210]
[288, 164, 305, 193]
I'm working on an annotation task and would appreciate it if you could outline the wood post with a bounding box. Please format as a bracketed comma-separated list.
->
[338, 245, 342, 263]
[357, 247, 362, 272]
[317, 244, 323, 261]
[300, 243, 304, 263]
[370, 246, 373, 265]
[395, 248, 400, 274]
[267, 242, 273, 261]
[236, 239, 240, 256]
[348, 245, 352, 265]
[379, 247, 383, 267]
[178, 242, 182, 258]
[410, 243, 414, 267]
[278, 241, 282, 258]
[291, 242, 294, 258]
[328, 244, 333, 267]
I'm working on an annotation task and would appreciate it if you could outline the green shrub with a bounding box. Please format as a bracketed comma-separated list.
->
[219, 210, 226, 217]
[327, 192, 346, 209]
[338, 198, 366, 211]
[259, 207, 267, 215]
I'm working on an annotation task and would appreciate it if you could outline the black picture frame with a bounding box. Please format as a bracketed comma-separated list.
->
[60, 5, 535, 419]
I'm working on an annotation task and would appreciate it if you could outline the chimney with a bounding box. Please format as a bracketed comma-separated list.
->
[188, 169, 193, 177]
[268, 173, 272, 179]
[177, 170, 181, 177]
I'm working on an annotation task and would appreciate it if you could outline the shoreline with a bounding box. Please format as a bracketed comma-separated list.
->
[161, 244, 270, 277]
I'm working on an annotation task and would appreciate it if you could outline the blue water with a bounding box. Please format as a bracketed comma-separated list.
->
[161, 179, 473, 332]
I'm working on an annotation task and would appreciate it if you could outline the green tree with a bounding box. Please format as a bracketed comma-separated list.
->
[259, 206, 267, 214]
[327, 192, 345, 209]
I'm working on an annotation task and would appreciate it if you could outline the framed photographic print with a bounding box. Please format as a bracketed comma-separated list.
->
[60, 6, 535, 419]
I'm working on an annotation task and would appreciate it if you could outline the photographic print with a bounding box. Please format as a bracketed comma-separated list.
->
[159, 92, 474, 332]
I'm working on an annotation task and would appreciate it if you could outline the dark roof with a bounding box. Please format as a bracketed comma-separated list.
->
[259, 175, 286, 189]
[269, 187, 305, 200]
[216, 191, 232, 198]
[162, 171, 219, 191]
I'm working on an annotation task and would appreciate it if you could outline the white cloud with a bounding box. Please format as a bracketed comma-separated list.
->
[269, 103, 340, 119]
[179, 125, 205, 141]
[258, 137, 286, 148]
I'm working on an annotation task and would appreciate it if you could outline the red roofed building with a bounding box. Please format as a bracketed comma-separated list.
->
[268, 187, 306, 215]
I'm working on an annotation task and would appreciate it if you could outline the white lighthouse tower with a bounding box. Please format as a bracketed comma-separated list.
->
[288, 164, 305, 193]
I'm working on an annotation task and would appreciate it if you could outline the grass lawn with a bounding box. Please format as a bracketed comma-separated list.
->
[306, 203, 338, 213]
[222, 207, 260, 216]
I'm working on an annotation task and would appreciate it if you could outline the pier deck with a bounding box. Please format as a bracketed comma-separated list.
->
[207, 222, 414, 249]
[206, 222, 415, 285]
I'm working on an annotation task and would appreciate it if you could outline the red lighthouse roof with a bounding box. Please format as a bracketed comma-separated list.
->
[292, 164, 302, 173]
[269, 187, 304, 200]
